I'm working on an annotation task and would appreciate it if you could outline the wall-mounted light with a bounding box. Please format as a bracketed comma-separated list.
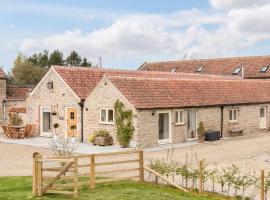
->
[152, 110, 156, 116]
[47, 81, 53, 90]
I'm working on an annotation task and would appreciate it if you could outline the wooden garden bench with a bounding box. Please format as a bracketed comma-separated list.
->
[229, 128, 243, 137]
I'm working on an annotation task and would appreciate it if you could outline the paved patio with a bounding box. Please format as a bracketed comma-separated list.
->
[0, 136, 128, 154]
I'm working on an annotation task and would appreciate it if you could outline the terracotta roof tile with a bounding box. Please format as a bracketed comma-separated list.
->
[53, 66, 239, 100]
[139, 55, 270, 78]
[9, 107, 26, 113]
[7, 85, 34, 100]
[108, 76, 270, 109]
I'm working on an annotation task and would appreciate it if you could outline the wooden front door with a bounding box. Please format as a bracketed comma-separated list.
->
[66, 108, 77, 137]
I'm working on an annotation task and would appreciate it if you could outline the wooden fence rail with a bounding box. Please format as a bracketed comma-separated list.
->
[32, 150, 144, 198]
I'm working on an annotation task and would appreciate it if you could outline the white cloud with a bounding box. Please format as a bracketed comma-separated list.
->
[19, 3, 270, 66]
[209, 0, 269, 9]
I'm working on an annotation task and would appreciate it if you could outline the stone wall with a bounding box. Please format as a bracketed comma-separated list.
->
[136, 105, 270, 148]
[223, 104, 270, 136]
[0, 79, 6, 120]
[26, 69, 81, 137]
[84, 77, 137, 145]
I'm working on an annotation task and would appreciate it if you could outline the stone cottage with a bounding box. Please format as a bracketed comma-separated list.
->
[26, 66, 270, 147]
[0, 68, 33, 124]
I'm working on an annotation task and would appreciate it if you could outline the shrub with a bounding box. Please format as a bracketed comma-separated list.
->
[89, 129, 110, 143]
[114, 100, 134, 148]
[49, 135, 77, 157]
[53, 123, 59, 133]
[8, 113, 23, 126]
[197, 121, 205, 137]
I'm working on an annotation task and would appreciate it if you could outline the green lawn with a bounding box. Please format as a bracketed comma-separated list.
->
[0, 177, 232, 200]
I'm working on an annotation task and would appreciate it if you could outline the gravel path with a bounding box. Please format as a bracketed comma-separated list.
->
[145, 133, 270, 172]
[1, 133, 270, 176]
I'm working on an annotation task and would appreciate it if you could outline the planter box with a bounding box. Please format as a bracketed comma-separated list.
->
[93, 136, 113, 146]
[205, 131, 220, 141]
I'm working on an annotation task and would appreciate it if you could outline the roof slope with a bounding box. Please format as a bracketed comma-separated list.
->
[53, 66, 239, 100]
[108, 76, 270, 109]
[139, 55, 270, 78]
[7, 85, 34, 100]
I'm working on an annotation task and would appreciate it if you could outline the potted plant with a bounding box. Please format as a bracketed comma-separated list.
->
[53, 123, 59, 133]
[8, 113, 23, 126]
[89, 129, 113, 146]
[70, 125, 77, 137]
[197, 121, 205, 143]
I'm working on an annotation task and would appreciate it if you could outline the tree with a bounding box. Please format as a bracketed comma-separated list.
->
[49, 50, 64, 66]
[80, 57, 92, 67]
[12, 54, 46, 85]
[29, 50, 49, 67]
[66, 51, 82, 66]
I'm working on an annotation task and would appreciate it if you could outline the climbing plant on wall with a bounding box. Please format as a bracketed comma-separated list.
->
[114, 100, 134, 148]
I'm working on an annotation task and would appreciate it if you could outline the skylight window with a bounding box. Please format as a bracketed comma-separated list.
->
[196, 65, 204, 72]
[260, 66, 269, 73]
[171, 68, 177, 73]
[232, 67, 242, 75]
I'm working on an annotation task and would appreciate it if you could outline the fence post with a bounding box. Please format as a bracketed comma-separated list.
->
[261, 170, 265, 200]
[139, 150, 144, 182]
[199, 160, 203, 195]
[74, 156, 78, 199]
[37, 154, 43, 197]
[32, 152, 39, 196]
[90, 154, 96, 190]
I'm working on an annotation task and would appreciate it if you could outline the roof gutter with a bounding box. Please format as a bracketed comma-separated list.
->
[136, 101, 270, 110]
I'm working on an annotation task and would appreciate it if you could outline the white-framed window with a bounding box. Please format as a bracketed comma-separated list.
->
[175, 110, 184, 125]
[100, 108, 114, 124]
[229, 109, 237, 122]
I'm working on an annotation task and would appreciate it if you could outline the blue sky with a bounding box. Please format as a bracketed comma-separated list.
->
[1, 0, 270, 71]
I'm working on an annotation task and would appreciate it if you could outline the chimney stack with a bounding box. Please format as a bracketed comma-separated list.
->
[98, 57, 102, 68]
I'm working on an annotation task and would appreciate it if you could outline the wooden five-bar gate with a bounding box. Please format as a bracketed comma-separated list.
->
[32, 150, 144, 198]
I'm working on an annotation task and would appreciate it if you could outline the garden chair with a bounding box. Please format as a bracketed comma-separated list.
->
[6, 125, 16, 139]
[2, 125, 11, 138]
[24, 124, 36, 138]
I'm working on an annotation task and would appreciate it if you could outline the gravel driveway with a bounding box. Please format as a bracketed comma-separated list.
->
[1, 133, 270, 176]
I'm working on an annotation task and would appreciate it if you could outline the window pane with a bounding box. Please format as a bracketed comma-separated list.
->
[70, 112, 75, 120]
[175, 111, 179, 123]
[233, 110, 237, 120]
[180, 111, 183, 123]
[229, 110, 232, 120]
[108, 109, 114, 122]
[260, 108, 265, 118]
[101, 109, 106, 122]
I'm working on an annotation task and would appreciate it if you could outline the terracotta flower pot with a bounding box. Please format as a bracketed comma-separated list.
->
[198, 135, 205, 143]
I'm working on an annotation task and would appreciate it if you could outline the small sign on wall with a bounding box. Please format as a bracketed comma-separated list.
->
[59, 116, 64, 120]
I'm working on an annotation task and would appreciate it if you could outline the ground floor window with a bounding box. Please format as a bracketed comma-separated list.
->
[42, 107, 51, 133]
[187, 109, 197, 139]
[159, 113, 170, 141]
[175, 110, 184, 125]
[229, 109, 237, 122]
[100, 108, 114, 124]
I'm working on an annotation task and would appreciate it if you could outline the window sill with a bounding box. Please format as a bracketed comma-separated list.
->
[175, 122, 185, 126]
[228, 120, 238, 124]
[99, 122, 114, 125]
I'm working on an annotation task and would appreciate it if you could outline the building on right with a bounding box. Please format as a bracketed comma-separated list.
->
[138, 55, 270, 79]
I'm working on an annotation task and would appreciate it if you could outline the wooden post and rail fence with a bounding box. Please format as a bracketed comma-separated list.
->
[32, 150, 267, 199]
[32, 150, 145, 198]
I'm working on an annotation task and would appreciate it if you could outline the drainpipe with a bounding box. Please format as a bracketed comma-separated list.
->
[78, 100, 85, 143]
[220, 106, 224, 138]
